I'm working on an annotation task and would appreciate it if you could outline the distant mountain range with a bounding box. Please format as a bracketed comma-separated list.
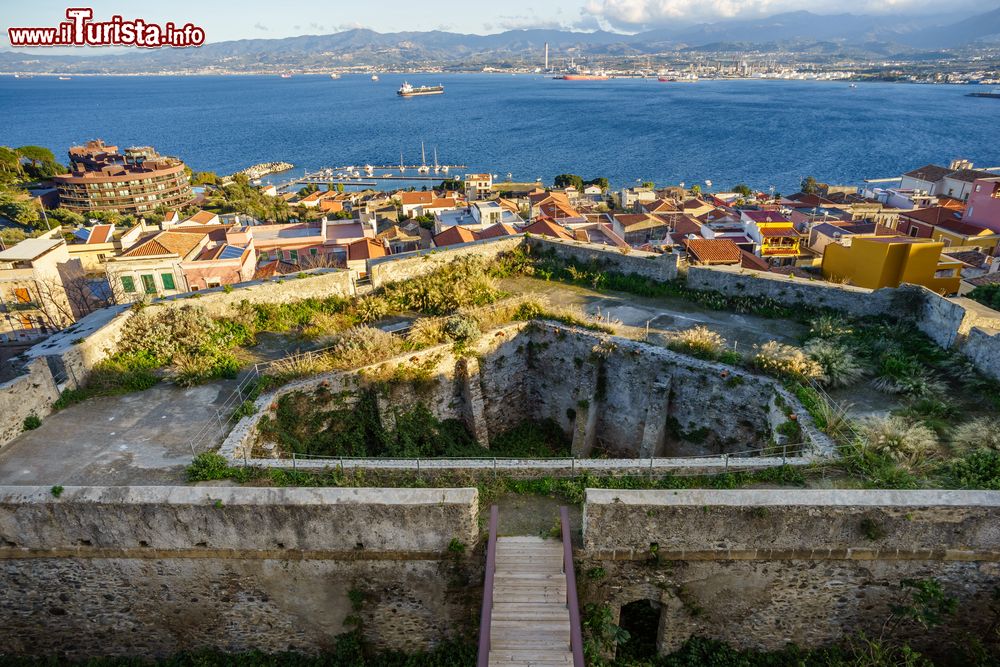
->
[2, 8, 999, 73]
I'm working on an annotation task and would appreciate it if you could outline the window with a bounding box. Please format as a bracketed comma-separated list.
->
[909, 226, 919, 237]
[289, 249, 298, 263]
[14, 287, 30, 303]
[141, 274, 157, 294]
[310, 247, 318, 256]
[941, 237, 951, 247]
[161, 273, 176, 290]
[120, 276, 136, 293]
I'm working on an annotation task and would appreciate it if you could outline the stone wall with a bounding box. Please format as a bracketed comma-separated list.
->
[580, 489, 1000, 656]
[686, 265, 894, 317]
[228, 321, 830, 465]
[0, 486, 480, 658]
[526, 236, 679, 282]
[367, 236, 524, 288]
[0, 357, 60, 449]
[964, 326, 1000, 382]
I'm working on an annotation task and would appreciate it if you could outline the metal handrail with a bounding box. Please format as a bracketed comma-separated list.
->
[477, 505, 499, 667]
[560, 506, 585, 667]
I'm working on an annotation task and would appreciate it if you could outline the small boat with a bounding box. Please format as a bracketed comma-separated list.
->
[417, 142, 430, 173]
[364, 164, 374, 176]
[433, 148, 440, 174]
[398, 151, 406, 173]
[849, 83, 858, 88]
[967, 88, 1000, 99]
[58, 76, 71, 81]
[280, 73, 292, 78]
[371, 74, 379, 81]
[329, 73, 340, 79]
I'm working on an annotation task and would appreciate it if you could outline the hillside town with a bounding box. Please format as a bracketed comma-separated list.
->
[2, 140, 1000, 347]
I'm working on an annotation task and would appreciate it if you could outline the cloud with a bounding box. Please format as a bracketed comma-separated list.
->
[253, 22, 268, 31]
[581, 0, 983, 29]
[331, 22, 367, 32]
[308, 22, 326, 32]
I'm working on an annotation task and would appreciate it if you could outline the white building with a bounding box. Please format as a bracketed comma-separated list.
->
[464, 173, 493, 201]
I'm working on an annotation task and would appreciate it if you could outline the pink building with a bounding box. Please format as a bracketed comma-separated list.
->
[963, 178, 1000, 233]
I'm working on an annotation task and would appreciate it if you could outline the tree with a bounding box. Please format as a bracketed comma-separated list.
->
[297, 183, 318, 197]
[190, 171, 219, 186]
[732, 184, 753, 198]
[46, 208, 85, 228]
[690, 184, 702, 196]
[641, 181, 655, 190]
[801, 176, 820, 195]
[0, 191, 42, 228]
[16, 145, 65, 179]
[554, 174, 584, 192]
[584, 177, 609, 191]
[0, 147, 24, 183]
[336, 182, 345, 193]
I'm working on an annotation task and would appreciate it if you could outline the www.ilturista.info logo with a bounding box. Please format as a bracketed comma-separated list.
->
[7, 8, 206, 48]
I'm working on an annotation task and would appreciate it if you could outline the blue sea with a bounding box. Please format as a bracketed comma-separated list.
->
[2, 73, 999, 193]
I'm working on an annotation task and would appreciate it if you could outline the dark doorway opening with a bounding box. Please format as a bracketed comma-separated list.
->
[617, 599, 661, 660]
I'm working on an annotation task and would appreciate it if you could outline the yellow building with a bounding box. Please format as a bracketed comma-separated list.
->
[821, 236, 962, 295]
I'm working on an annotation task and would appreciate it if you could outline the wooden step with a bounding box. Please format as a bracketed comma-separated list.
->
[488, 649, 573, 666]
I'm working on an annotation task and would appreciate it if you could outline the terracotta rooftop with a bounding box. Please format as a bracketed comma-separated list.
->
[685, 238, 742, 265]
[523, 219, 574, 241]
[120, 230, 206, 259]
[433, 225, 478, 247]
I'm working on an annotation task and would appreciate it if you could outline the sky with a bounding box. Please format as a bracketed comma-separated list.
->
[0, 0, 989, 47]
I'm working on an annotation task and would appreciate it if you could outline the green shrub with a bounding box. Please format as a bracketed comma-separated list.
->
[951, 417, 1000, 454]
[186, 452, 232, 482]
[50, 485, 64, 498]
[805, 339, 865, 388]
[22, 414, 41, 431]
[944, 449, 1000, 490]
[443, 314, 481, 344]
[968, 283, 1000, 310]
[857, 416, 938, 469]
[668, 325, 725, 360]
[753, 341, 825, 383]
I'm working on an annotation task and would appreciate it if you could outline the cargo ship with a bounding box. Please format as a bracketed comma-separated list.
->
[967, 89, 1000, 99]
[557, 73, 609, 80]
[397, 82, 444, 97]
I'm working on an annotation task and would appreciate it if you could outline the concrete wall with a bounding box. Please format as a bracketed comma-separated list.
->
[0, 357, 60, 449]
[0, 485, 480, 658]
[526, 236, 679, 282]
[580, 489, 1000, 655]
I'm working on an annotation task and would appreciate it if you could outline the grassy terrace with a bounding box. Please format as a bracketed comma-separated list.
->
[43, 243, 1000, 491]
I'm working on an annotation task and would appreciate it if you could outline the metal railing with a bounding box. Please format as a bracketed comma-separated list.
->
[279, 442, 810, 471]
[560, 506, 585, 667]
[476, 505, 499, 667]
[187, 364, 261, 456]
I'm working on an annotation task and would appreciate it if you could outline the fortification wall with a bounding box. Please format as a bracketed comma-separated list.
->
[580, 489, 1000, 655]
[964, 326, 1000, 382]
[525, 236, 679, 282]
[227, 321, 830, 465]
[367, 236, 524, 288]
[0, 357, 60, 450]
[0, 486, 480, 658]
[686, 265, 894, 317]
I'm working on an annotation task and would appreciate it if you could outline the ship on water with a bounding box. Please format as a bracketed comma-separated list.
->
[397, 82, 444, 97]
[967, 88, 1000, 99]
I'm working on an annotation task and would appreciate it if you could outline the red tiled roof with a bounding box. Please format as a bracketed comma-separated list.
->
[523, 219, 574, 240]
[901, 207, 964, 227]
[121, 230, 205, 258]
[744, 211, 792, 223]
[477, 223, 517, 239]
[400, 191, 434, 205]
[684, 238, 742, 265]
[740, 251, 771, 271]
[760, 228, 799, 238]
[86, 223, 114, 244]
[433, 226, 478, 247]
[348, 238, 387, 261]
[185, 210, 218, 224]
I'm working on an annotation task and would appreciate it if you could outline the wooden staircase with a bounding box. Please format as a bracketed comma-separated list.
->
[488, 536, 574, 666]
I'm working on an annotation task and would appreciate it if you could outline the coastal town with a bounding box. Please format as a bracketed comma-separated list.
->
[2, 139, 1000, 346]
